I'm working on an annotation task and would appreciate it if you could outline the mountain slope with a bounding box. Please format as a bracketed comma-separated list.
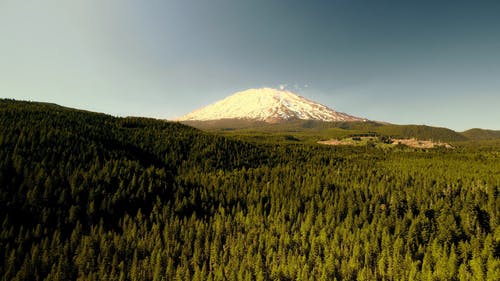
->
[184, 119, 469, 143]
[177, 88, 364, 123]
[374, 124, 468, 142]
[1, 99, 499, 280]
[462, 128, 500, 140]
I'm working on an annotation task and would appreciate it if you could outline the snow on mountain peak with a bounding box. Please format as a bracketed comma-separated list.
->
[176, 88, 364, 123]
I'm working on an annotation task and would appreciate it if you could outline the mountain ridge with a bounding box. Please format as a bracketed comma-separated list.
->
[182, 119, 470, 143]
[462, 128, 500, 140]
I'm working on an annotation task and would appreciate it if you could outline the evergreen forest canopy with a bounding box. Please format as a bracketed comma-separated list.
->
[0, 99, 499, 280]
[182, 119, 500, 144]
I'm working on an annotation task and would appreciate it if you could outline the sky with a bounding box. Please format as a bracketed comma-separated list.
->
[1, 0, 499, 131]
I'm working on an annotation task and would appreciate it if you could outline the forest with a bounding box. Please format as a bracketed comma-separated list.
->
[1, 99, 499, 280]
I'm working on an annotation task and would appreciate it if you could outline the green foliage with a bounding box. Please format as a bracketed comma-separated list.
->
[183, 119, 471, 143]
[1, 99, 499, 280]
[462, 128, 500, 141]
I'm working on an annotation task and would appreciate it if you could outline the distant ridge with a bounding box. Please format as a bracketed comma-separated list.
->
[176, 88, 365, 123]
[184, 118, 469, 142]
[462, 128, 500, 140]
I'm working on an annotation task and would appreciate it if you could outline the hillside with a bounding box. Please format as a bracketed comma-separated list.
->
[1, 99, 499, 280]
[184, 119, 469, 143]
[462, 128, 500, 140]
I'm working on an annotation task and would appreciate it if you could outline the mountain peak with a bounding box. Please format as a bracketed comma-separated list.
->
[176, 88, 364, 123]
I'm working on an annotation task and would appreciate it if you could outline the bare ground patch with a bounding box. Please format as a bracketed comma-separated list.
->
[318, 137, 454, 149]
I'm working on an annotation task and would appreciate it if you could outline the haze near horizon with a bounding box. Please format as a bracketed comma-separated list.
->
[1, 0, 499, 131]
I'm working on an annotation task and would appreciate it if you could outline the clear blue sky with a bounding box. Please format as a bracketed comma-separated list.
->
[1, 0, 499, 131]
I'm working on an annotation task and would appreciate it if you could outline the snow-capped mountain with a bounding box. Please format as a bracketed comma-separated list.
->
[176, 88, 365, 123]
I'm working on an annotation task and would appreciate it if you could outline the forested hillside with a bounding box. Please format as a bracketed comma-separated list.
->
[183, 119, 470, 143]
[462, 128, 500, 141]
[1, 99, 499, 280]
